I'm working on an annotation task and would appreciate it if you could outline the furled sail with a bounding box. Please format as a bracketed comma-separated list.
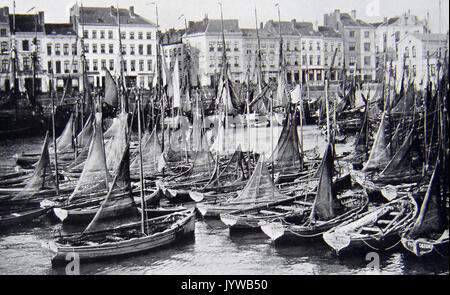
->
[310, 144, 343, 222]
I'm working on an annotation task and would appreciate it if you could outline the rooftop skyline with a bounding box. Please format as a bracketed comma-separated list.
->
[4, 0, 449, 34]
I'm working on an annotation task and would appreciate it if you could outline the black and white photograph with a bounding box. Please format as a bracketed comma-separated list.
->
[0, 0, 448, 278]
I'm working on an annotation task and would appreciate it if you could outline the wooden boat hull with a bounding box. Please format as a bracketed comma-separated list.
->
[0, 207, 51, 228]
[401, 230, 449, 257]
[322, 195, 418, 254]
[45, 210, 196, 264]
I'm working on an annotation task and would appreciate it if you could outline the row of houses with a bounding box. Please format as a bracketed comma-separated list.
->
[0, 5, 448, 93]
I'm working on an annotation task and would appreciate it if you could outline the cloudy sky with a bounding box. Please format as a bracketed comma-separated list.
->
[7, 0, 449, 33]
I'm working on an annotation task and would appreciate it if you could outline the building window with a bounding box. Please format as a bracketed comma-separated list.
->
[72, 43, 77, 55]
[92, 44, 97, 54]
[317, 71, 322, 81]
[64, 61, 70, 73]
[364, 31, 370, 38]
[55, 60, 61, 73]
[109, 59, 114, 71]
[122, 45, 126, 55]
[309, 55, 313, 65]
[138, 44, 143, 55]
[364, 42, 371, 52]
[73, 61, 78, 73]
[100, 30, 105, 39]
[108, 30, 113, 39]
[0, 29, 6, 37]
[120, 32, 126, 39]
[139, 60, 144, 71]
[63, 44, 69, 55]
[83, 30, 88, 38]
[147, 44, 152, 55]
[122, 60, 127, 72]
[317, 56, 321, 65]
[47, 61, 52, 73]
[349, 31, 355, 38]
[309, 42, 313, 50]
[130, 32, 135, 40]
[146, 32, 151, 39]
[55, 44, 61, 55]
[147, 60, 152, 71]
[130, 44, 135, 55]
[101, 44, 105, 54]
[349, 57, 356, 66]
[364, 56, 371, 66]
[349, 43, 356, 52]
[412, 65, 417, 77]
[47, 44, 52, 55]
[22, 40, 29, 51]
[93, 60, 98, 71]
[404, 46, 409, 58]
[85, 59, 90, 71]
[317, 42, 321, 51]
[395, 31, 400, 42]
[101, 59, 106, 70]
[302, 55, 306, 65]
[412, 46, 416, 57]
[209, 42, 215, 52]
[84, 44, 89, 53]
[324, 43, 328, 52]
[1, 59, 8, 72]
[92, 30, 97, 39]
[138, 32, 143, 39]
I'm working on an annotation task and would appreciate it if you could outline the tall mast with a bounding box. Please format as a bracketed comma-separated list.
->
[254, 6, 263, 92]
[137, 90, 147, 235]
[50, 75, 60, 195]
[116, 5, 127, 113]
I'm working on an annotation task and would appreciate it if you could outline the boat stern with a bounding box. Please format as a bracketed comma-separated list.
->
[260, 222, 285, 241]
[322, 231, 351, 253]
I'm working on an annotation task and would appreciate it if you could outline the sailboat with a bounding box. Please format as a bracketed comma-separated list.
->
[260, 143, 368, 243]
[44, 93, 196, 264]
[197, 155, 297, 218]
[401, 161, 449, 257]
[52, 111, 138, 223]
[0, 132, 55, 228]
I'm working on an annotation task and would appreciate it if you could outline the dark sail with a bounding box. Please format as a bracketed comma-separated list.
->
[310, 144, 343, 222]
[104, 69, 118, 108]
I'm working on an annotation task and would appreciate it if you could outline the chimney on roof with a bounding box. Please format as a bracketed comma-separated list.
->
[38, 11, 44, 25]
[129, 6, 135, 17]
[335, 9, 341, 21]
[351, 10, 356, 20]
[260, 22, 263, 30]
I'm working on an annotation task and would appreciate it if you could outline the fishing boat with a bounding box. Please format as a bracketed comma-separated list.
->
[323, 193, 418, 254]
[401, 162, 449, 257]
[0, 132, 59, 228]
[260, 144, 368, 243]
[45, 208, 195, 264]
[197, 155, 298, 218]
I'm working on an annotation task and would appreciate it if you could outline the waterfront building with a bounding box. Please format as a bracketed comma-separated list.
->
[70, 5, 158, 89]
[324, 9, 377, 82]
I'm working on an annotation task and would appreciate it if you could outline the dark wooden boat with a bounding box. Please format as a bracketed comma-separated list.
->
[323, 193, 418, 254]
[0, 207, 50, 228]
[44, 208, 196, 264]
[401, 163, 449, 257]
[260, 144, 369, 243]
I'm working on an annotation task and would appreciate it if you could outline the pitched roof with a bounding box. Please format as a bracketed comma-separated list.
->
[294, 22, 322, 37]
[409, 33, 448, 43]
[45, 23, 76, 36]
[264, 20, 300, 36]
[318, 26, 342, 38]
[340, 13, 373, 28]
[9, 14, 44, 33]
[77, 6, 156, 26]
[240, 28, 278, 38]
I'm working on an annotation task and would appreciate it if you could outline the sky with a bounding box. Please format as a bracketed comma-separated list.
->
[6, 0, 449, 33]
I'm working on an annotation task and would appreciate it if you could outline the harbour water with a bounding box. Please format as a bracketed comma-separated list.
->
[0, 129, 448, 275]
